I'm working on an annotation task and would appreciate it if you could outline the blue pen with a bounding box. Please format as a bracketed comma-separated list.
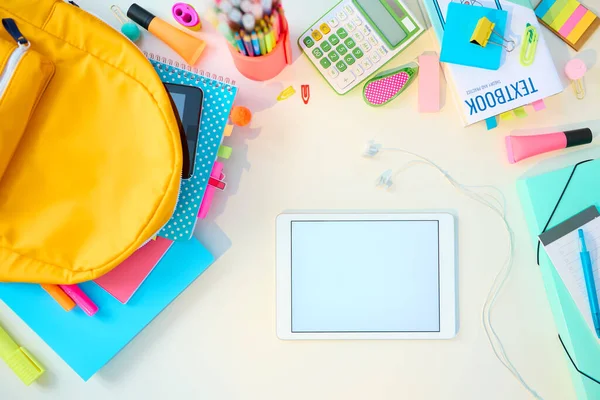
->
[234, 33, 248, 56]
[578, 229, 600, 338]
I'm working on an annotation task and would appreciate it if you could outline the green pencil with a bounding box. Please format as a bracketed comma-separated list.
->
[258, 30, 266, 55]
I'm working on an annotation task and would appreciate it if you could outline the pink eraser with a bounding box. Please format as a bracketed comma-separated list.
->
[198, 161, 224, 219]
[418, 54, 441, 113]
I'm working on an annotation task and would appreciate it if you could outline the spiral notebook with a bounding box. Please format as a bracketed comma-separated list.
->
[147, 53, 238, 241]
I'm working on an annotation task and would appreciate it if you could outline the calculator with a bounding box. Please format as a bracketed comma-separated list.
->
[299, 0, 424, 95]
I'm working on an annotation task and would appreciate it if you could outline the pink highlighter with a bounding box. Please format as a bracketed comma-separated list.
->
[59, 284, 99, 316]
[506, 128, 592, 164]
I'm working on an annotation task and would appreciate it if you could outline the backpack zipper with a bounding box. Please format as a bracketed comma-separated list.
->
[0, 19, 30, 101]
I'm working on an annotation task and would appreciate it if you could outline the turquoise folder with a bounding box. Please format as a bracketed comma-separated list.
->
[518, 158, 600, 400]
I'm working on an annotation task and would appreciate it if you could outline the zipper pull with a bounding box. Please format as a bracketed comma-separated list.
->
[1, 19, 28, 46]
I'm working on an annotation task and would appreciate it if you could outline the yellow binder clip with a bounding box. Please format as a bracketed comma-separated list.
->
[470, 17, 515, 52]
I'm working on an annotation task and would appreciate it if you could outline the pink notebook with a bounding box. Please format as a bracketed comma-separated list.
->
[94, 237, 173, 304]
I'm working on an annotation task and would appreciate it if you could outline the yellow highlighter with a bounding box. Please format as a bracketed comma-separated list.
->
[0, 321, 45, 385]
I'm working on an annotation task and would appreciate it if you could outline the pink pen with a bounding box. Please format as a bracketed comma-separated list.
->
[59, 284, 99, 316]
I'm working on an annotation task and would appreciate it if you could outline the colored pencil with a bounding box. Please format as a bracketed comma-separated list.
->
[234, 32, 248, 55]
[242, 32, 255, 56]
[258, 30, 266, 55]
[251, 32, 261, 55]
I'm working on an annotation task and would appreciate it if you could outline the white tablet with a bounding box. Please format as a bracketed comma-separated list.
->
[276, 213, 457, 340]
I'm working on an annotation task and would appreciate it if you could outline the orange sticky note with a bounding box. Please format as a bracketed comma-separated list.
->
[223, 124, 234, 137]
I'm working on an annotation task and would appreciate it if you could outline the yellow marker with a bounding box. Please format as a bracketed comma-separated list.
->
[0, 322, 45, 385]
[277, 86, 296, 101]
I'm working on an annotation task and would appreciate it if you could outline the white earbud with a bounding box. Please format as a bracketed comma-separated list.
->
[364, 140, 381, 157]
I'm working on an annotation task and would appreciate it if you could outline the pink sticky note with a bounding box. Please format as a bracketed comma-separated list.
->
[532, 99, 546, 112]
[418, 54, 441, 113]
[94, 237, 173, 303]
[198, 161, 224, 219]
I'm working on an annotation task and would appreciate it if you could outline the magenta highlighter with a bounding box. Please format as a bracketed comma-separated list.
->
[506, 128, 592, 164]
[59, 284, 99, 316]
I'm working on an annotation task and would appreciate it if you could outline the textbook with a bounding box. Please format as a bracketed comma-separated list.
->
[421, 0, 563, 126]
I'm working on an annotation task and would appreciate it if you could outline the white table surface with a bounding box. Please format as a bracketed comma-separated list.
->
[2, 0, 600, 399]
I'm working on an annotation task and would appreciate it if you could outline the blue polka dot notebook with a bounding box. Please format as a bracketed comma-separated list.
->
[148, 54, 238, 241]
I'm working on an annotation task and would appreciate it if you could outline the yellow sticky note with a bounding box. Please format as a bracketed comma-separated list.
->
[223, 124, 234, 137]
[550, 0, 580, 31]
[500, 111, 514, 121]
[567, 11, 596, 44]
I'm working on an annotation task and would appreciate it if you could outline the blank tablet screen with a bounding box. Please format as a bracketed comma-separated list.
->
[290, 220, 440, 333]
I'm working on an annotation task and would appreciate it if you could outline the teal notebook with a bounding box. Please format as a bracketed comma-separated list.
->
[0, 237, 214, 381]
[518, 159, 600, 400]
[150, 55, 238, 241]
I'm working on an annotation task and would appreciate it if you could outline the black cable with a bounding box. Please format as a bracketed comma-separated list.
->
[559, 335, 600, 385]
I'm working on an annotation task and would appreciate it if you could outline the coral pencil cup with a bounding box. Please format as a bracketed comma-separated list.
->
[41, 284, 75, 311]
[59, 284, 99, 316]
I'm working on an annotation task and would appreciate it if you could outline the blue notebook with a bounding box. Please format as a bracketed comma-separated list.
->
[0, 237, 214, 381]
[151, 56, 238, 241]
[440, 3, 508, 71]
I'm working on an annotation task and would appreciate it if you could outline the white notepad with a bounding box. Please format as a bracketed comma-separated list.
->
[539, 206, 600, 336]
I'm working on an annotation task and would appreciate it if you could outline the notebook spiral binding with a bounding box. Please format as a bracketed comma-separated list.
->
[145, 52, 236, 91]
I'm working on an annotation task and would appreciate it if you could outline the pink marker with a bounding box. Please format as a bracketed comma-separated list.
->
[506, 128, 592, 164]
[198, 161, 224, 219]
[59, 284, 99, 316]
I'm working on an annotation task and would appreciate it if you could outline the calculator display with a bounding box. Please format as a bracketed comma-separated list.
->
[354, 0, 408, 48]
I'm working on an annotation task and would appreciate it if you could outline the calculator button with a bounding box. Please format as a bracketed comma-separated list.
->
[321, 41, 332, 52]
[337, 28, 348, 39]
[335, 60, 347, 72]
[329, 18, 339, 28]
[344, 37, 356, 48]
[352, 47, 364, 59]
[352, 17, 362, 26]
[353, 65, 364, 76]
[329, 34, 340, 45]
[344, 53, 355, 65]
[360, 42, 371, 52]
[328, 51, 340, 62]
[336, 11, 347, 21]
[377, 47, 388, 56]
[361, 26, 371, 36]
[344, 5, 354, 15]
[328, 68, 339, 78]
[361, 59, 372, 69]
[353, 32, 364, 41]
[312, 48, 323, 59]
[346, 22, 356, 31]
[368, 36, 378, 46]
[320, 57, 331, 69]
[303, 36, 315, 48]
[319, 23, 331, 35]
[370, 52, 381, 63]
[336, 44, 348, 55]
[337, 72, 356, 89]
[311, 30, 323, 41]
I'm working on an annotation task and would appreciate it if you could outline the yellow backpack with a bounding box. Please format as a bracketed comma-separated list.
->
[0, 0, 182, 284]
